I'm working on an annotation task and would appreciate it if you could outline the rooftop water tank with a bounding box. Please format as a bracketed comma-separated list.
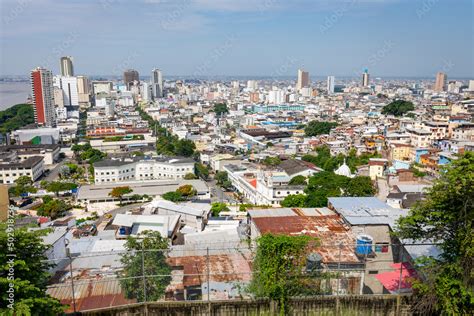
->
[306, 252, 323, 272]
[356, 234, 373, 256]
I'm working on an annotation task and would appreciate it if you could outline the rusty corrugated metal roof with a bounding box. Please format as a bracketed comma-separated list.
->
[46, 278, 135, 312]
[252, 214, 359, 264]
[167, 252, 252, 288]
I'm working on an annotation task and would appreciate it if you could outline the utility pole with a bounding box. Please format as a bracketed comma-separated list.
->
[65, 239, 77, 314]
[207, 247, 211, 314]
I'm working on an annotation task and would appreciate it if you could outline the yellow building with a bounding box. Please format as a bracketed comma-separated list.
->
[390, 143, 412, 161]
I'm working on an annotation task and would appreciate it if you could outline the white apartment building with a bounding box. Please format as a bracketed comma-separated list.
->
[54, 76, 79, 107]
[406, 128, 432, 148]
[93, 157, 195, 184]
[224, 165, 305, 207]
[452, 123, 474, 141]
[0, 156, 44, 184]
[422, 121, 448, 141]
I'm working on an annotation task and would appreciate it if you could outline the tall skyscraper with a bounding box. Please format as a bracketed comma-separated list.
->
[123, 69, 139, 90]
[327, 76, 335, 94]
[151, 68, 163, 99]
[434, 72, 447, 92]
[362, 69, 370, 87]
[31, 67, 55, 127]
[297, 69, 309, 90]
[60, 56, 74, 77]
[77, 76, 91, 107]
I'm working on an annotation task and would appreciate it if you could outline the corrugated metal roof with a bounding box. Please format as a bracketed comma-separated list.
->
[251, 214, 359, 264]
[46, 278, 135, 312]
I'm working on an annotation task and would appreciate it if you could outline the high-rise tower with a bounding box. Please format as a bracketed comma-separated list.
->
[151, 68, 163, 99]
[434, 72, 447, 92]
[60, 56, 74, 77]
[31, 67, 55, 127]
[297, 69, 309, 90]
[327, 76, 335, 94]
[123, 69, 139, 89]
[362, 69, 370, 87]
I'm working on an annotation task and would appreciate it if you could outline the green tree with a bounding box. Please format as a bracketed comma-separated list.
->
[304, 121, 338, 137]
[213, 103, 229, 115]
[344, 176, 374, 196]
[215, 171, 228, 185]
[183, 173, 197, 180]
[280, 194, 307, 207]
[15, 176, 33, 187]
[108, 186, 133, 205]
[263, 156, 281, 166]
[9, 176, 37, 197]
[195, 163, 209, 180]
[249, 234, 317, 314]
[174, 139, 196, 157]
[0, 223, 64, 315]
[288, 175, 306, 186]
[119, 231, 171, 301]
[37, 199, 73, 219]
[176, 184, 196, 197]
[162, 191, 185, 202]
[0, 104, 35, 134]
[381, 99, 415, 116]
[45, 182, 78, 197]
[396, 152, 474, 314]
[210, 202, 230, 216]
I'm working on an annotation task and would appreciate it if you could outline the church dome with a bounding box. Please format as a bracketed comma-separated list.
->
[335, 160, 352, 177]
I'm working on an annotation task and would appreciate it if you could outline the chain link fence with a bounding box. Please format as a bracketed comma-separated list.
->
[44, 242, 434, 313]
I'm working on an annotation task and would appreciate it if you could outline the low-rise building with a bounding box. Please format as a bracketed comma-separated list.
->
[0, 155, 44, 184]
[224, 165, 305, 206]
[0, 144, 60, 165]
[93, 157, 195, 184]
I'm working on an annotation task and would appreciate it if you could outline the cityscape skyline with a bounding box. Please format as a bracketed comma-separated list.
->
[1, 0, 472, 77]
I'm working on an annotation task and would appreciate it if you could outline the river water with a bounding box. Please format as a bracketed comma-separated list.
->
[0, 82, 31, 111]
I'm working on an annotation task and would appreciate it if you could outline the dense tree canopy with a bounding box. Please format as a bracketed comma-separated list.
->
[281, 171, 375, 207]
[396, 152, 474, 314]
[213, 103, 229, 116]
[136, 106, 196, 157]
[288, 175, 306, 186]
[72, 143, 107, 164]
[37, 197, 73, 219]
[0, 222, 64, 315]
[0, 104, 35, 134]
[303, 147, 381, 172]
[381, 100, 415, 116]
[304, 121, 338, 137]
[119, 231, 171, 301]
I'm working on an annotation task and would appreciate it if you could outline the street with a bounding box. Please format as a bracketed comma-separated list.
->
[207, 179, 238, 204]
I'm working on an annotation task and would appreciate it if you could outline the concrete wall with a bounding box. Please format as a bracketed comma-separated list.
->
[78, 295, 413, 316]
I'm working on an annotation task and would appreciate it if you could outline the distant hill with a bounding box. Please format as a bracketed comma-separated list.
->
[0, 103, 35, 134]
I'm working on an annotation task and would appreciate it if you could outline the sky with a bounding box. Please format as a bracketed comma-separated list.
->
[0, 0, 473, 78]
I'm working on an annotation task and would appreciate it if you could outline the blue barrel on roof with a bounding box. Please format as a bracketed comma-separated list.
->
[356, 234, 373, 255]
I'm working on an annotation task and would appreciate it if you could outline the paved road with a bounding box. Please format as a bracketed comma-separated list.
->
[376, 178, 389, 202]
[42, 160, 67, 182]
[207, 179, 238, 204]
